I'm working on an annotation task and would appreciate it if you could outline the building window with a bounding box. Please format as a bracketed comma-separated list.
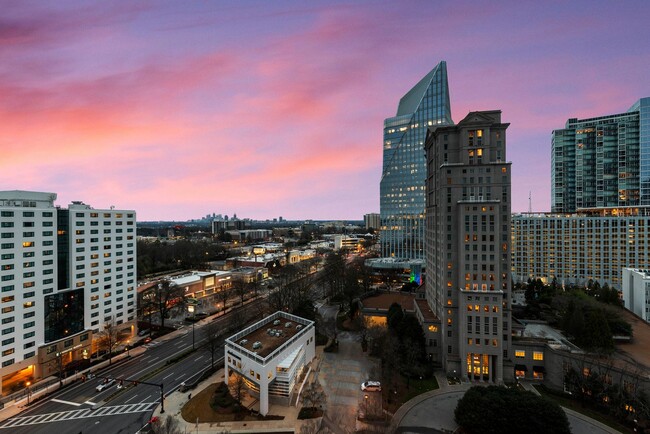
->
[533, 351, 544, 361]
[515, 350, 525, 358]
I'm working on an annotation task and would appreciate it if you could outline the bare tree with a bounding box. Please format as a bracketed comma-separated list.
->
[301, 380, 327, 411]
[232, 278, 247, 306]
[150, 414, 182, 434]
[216, 286, 232, 312]
[229, 371, 246, 406]
[151, 279, 186, 329]
[202, 320, 224, 370]
[97, 320, 120, 365]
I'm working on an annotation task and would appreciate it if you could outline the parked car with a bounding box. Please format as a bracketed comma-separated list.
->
[96, 378, 115, 392]
[137, 329, 149, 337]
[361, 381, 381, 392]
[143, 337, 152, 344]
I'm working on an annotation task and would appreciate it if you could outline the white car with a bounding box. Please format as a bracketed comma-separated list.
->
[96, 378, 115, 392]
[361, 381, 381, 392]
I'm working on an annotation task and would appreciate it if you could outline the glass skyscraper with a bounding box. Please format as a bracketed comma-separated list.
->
[551, 97, 650, 212]
[380, 61, 453, 259]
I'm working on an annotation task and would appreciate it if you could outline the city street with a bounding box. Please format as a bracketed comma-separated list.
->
[0, 299, 265, 434]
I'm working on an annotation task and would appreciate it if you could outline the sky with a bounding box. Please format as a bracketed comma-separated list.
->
[1, 0, 648, 221]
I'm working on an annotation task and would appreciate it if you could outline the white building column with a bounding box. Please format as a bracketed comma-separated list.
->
[224, 361, 229, 386]
[259, 379, 269, 416]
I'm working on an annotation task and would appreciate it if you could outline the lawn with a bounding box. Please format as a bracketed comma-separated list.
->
[383, 375, 439, 413]
[181, 383, 283, 423]
[533, 385, 633, 433]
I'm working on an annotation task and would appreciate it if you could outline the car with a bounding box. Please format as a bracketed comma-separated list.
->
[143, 337, 152, 344]
[137, 329, 149, 337]
[96, 378, 115, 392]
[361, 381, 381, 392]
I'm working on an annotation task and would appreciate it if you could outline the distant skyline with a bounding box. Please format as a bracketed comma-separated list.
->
[1, 0, 648, 221]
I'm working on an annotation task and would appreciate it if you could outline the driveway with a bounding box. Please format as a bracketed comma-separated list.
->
[317, 330, 379, 432]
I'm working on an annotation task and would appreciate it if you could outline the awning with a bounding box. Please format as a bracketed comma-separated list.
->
[515, 364, 528, 371]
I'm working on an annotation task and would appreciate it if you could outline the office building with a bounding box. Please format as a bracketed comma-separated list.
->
[224, 311, 315, 416]
[551, 97, 650, 212]
[425, 110, 512, 383]
[621, 268, 650, 322]
[512, 209, 650, 289]
[380, 61, 453, 260]
[0, 191, 136, 395]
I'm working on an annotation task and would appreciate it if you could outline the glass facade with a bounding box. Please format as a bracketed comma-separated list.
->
[552, 97, 649, 212]
[380, 61, 453, 259]
[633, 98, 650, 205]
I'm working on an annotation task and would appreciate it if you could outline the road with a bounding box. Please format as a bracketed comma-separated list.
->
[0, 299, 266, 434]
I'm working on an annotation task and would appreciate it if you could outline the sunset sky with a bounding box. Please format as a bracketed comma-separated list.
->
[2, 0, 648, 221]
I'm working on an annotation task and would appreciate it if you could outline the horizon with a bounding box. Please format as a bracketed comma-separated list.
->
[1, 1, 648, 220]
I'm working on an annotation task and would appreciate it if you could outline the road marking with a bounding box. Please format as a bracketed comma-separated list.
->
[148, 357, 158, 362]
[84, 401, 97, 406]
[162, 372, 174, 380]
[193, 355, 204, 362]
[0, 403, 157, 428]
[124, 395, 137, 403]
[140, 356, 151, 361]
[51, 399, 82, 407]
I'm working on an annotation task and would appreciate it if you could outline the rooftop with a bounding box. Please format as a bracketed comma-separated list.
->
[226, 311, 313, 364]
[414, 298, 438, 322]
[361, 292, 416, 312]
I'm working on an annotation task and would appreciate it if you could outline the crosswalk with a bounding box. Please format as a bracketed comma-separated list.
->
[0, 402, 157, 429]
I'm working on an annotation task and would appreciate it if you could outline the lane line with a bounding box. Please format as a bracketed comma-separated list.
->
[162, 372, 175, 380]
[124, 395, 138, 404]
[51, 398, 82, 407]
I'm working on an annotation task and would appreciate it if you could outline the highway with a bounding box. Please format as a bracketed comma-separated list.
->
[0, 299, 266, 434]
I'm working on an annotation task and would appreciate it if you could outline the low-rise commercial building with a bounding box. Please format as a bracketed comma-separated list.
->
[224, 311, 315, 416]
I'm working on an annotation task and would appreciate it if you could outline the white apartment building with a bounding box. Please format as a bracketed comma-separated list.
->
[512, 212, 650, 289]
[622, 268, 650, 322]
[0, 191, 136, 395]
[224, 311, 315, 416]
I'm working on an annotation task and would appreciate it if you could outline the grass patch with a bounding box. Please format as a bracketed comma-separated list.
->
[534, 385, 632, 433]
[383, 374, 440, 413]
[181, 383, 284, 423]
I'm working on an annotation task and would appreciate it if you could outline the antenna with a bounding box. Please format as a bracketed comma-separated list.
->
[528, 191, 532, 213]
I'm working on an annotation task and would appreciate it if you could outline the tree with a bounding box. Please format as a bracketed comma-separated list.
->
[301, 380, 327, 411]
[229, 371, 246, 406]
[151, 279, 186, 330]
[150, 414, 182, 434]
[202, 320, 224, 370]
[232, 278, 247, 306]
[97, 320, 121, 365]
[216, 286, 232, 311]
[455, 386, 570, 434]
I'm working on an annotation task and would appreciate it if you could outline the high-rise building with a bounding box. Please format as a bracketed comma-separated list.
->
[364, 213, 380, 231]
[512, 209, 650, 289]
[551, 97, 650, 212]
[0, 191, 136, 394]
[380, 61, 453, 260]
[425, 111, 512, 382]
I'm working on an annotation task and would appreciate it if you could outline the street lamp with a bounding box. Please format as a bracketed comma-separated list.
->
[188, 305, 195, 350]
[26, 381, 31, 405]
[126, 340, 130, 357]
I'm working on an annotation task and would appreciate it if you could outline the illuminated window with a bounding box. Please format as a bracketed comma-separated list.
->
[515, 350, 525, 358]
[533, 352, 544, 361]
[22, 242, 34, 248]
[428, 325, 438, 332]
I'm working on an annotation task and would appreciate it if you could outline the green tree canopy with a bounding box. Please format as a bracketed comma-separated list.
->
[455, 386, 570, 434]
